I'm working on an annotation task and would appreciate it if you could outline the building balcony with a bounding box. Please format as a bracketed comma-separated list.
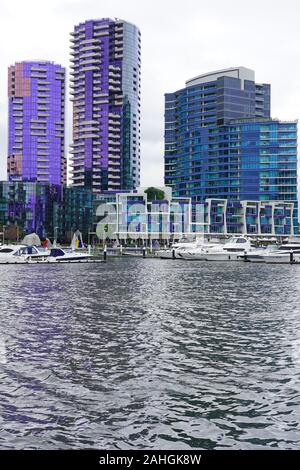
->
[109, 65, 121, 71]
[108, 167, 121, 173]
[80, 44, 101, 52]
[81, 134, 99, 139]
[79, 58, 101, 66]
[94, 23, 109, 30]
[93, 92, 108, 98]
[71, 156, 85, 163]
[94, 31, 109, 37]
[73, 175, 85, 181]
[72, 166, 85, 173]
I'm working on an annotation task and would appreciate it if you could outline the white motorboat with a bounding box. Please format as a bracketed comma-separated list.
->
[204, 236, 252, 261]
[0, 245, 51, 263]
[263, 252, 300, 264]
[262, 239, 300, 264]
[156, 236, 201, 259]
[177, 241, 220, 260]
[240, 244, 277, 263]
[0, 245, 93, 264]
[47, 247, 93, 262]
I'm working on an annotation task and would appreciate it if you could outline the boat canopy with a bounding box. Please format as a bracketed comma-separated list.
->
[22, 233, 41, 246]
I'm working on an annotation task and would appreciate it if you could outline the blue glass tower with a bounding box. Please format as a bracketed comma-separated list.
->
[164, 67, 298, 227]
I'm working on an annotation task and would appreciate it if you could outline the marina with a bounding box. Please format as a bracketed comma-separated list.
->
[2, 234, 300, 265]
[155, 236, 300, 264]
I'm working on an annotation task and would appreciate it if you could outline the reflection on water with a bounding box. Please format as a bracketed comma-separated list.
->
[0, 259, 300, 449]
[0, 337, 6, 365]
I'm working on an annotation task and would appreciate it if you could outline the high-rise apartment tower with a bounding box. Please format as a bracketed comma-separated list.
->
[8, 61, 66, 186]
[164, 67, 297, 225]
[70, 18, 141, 192]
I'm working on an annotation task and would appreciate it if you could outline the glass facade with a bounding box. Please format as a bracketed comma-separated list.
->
[70, 18, 141, 193]
[60, 187, 95, 242]
[8, 61, 66, 186]
[0, 181, 61, 238]
[164, 68, 298, 229]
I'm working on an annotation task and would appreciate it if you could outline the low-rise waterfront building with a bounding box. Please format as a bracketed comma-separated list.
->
[0, 181, 61, 240]
[0, 183, 296, 243]
[201, 199, 295, 236]
[94, 187, 191, 240]
[93, 187, 296, 241]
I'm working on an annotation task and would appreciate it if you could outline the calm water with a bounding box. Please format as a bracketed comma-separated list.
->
[0, 258, 300, 450]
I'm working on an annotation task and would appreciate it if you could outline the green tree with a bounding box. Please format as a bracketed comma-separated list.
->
[144, 187, 165, 201]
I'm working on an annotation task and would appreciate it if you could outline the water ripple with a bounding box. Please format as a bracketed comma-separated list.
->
[0, 259, 300, 449]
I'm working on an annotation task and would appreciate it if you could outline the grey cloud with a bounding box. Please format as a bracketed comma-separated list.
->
[141, 141, 164, 187]
[1, 0, 300, 187]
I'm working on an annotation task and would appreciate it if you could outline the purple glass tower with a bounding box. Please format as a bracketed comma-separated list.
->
[8, 61, 66, 186]
[70, 18, 141, 192]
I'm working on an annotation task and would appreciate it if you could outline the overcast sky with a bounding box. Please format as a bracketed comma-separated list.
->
[0, 0, 300, 186]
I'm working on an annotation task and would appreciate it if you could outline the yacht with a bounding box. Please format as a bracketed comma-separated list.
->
[262, 239, 300, 264]
[177, 241, 220, 260]
[204, 236, 252, 261]
[156, 236, 201, 259]
[240, 244, 277, 263]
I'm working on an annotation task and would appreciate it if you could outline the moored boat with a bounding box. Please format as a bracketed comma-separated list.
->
[263, 253, 299, 264]
[0, 245, 50, 263]
[259, 238, 300, 264]
[204, 236, 252, 261]
[0, 245, 94, 264]
[156, 236, 202, 259]
[177, 242, 220, 260]
[47, 247, 93, 262]
[240, 245, 277, 263]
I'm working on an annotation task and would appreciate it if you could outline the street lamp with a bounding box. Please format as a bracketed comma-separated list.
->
[88, 231, 96, 246]
[2, 225, 6, 245]
[54, 226, 59, 245]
